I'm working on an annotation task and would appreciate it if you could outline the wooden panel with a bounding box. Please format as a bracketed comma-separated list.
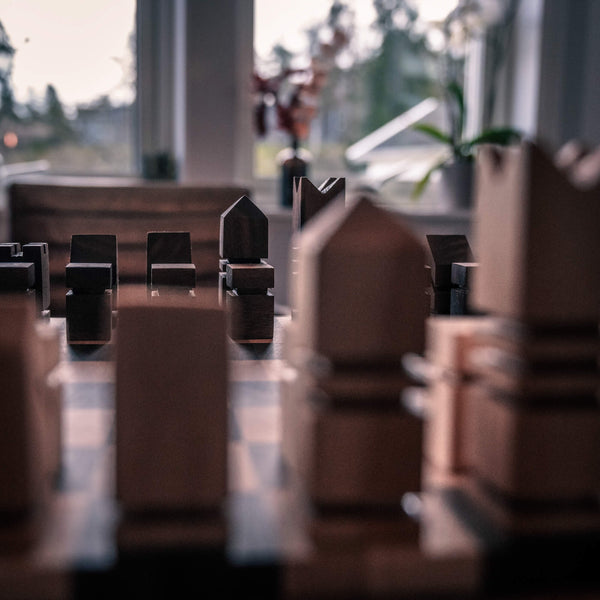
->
[8, 182, 249, 315]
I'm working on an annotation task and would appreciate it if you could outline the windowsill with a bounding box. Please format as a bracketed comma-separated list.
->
[251, 175, 473, 220]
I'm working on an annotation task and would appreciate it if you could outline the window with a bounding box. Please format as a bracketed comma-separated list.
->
[253, 1, 445, 191]
[0, 0, 136, 175]
[252, 0, 517, 209]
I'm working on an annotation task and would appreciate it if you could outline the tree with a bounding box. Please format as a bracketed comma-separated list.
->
[0, 19, 16, 125]
[44, 84, 75, 141]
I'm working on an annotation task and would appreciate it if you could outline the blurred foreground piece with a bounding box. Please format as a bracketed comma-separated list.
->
[0, 295, 62, 550]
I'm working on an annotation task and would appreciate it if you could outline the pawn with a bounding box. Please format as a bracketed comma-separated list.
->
[0, 242, 50, 317]
[65, 234, 117, 344]
[147, 231, 196, 297]
[219, 195, 274, 343]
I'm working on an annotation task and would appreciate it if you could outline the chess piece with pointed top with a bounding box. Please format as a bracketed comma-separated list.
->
[219, 195, 274, 342]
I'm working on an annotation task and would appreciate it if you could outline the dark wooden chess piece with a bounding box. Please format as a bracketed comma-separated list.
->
[147, 231, 196, 296]
[425, 234, 475, 315]
[219, 195, 274, 343]
[0, 242, 50, 316]
[65, 234, 117, 344]
[289, 176, 345, 317]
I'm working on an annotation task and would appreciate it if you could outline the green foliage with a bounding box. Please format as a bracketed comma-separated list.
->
[412, 80, 522, 199]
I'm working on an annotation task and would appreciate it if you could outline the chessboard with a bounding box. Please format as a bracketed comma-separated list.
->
[1, 144, 599, 599]
[0, 311, 598, 600]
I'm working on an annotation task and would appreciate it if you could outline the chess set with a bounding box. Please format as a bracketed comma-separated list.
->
[0, 139, 598, 599]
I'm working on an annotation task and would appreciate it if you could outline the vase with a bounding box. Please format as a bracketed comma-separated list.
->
[277, 142, 312, 208]
[439, 159, 473, 210]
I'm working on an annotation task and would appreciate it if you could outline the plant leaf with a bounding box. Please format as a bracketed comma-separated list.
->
[446, 80, 465, 142]
[411, 158, 449, 200]
[413, 123, 453, 145]
[466, 127, 521, 149]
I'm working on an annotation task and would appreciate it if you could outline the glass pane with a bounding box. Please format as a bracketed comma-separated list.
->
[253, 1, 443, 184]
[0, 0, 136, 175]
[253, 0, 503, 208]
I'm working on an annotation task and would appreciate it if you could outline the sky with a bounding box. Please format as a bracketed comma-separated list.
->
[0, 0, 136, 107]
[254, 0, 378, 59]
[0, 0, 452, 109]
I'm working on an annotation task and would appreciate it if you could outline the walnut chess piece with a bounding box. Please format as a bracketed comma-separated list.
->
[219, 195, 274, 343]
[291, 176, 345, 231]
[289, 177, 345, 317]
[425, 234, 475, 315]
[65, 234, 118, 345]
[0, 242, 50, 317]
[147, 231, 196, 296]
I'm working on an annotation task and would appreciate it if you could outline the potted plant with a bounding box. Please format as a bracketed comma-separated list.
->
[411, 80, 521, 207]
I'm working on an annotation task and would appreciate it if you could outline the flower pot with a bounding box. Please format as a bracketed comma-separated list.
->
[439, 160, 473, 210]
[277, 144, 312, 208]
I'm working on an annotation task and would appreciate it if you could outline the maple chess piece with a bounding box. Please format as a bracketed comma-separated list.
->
[0, 295, 61, 549]
[454, 141, 600, 585]
[282, 192, 428, 584]
[219, 195, 274, 342]
[115, 288, 227, 548]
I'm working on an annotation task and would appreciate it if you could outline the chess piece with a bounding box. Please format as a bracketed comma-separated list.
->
[115, 287, 227, 547]
[292, 176, 345, 232]
[0, 242, 50, 316]
[219, 195, 274, 342]
[0, 295, 62, 549]
[147, 231, 196, 296]
[425, 235, 474, 315]
[457, 140, 600, 547]
[282, 193, 428, 576]
[65, 234, 117, 344]
[289, 177, 345, 317]
[450, 261, 480, 315]
[422, 315, 496, 477]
